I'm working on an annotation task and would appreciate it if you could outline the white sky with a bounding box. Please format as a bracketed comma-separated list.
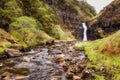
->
[80, 0, 114, 13]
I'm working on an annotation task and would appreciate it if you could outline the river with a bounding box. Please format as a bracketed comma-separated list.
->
[0, 42, 89, 80]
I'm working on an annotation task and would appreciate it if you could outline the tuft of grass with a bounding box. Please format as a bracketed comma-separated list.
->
[75, 30, 120, 80]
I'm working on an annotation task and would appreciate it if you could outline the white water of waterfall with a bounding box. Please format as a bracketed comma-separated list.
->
[82, 23, 87, 41]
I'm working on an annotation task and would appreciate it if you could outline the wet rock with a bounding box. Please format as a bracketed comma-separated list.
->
[46, 61, 53, 66]
[68, 46, 75, 52]
[73, 76, 80, 80]
[54, 57, 65, 63]
[46, 39, 55, 46]
[55, 44, 62, 47]
[65, 56, 72, 62]
[5, 60, 15, 67]
[5, 68, 30, 75]
[14, 62, 37, 72]
[5, 49, 22, 57]
[51, 77, 60, 80]
[22, 57, 31, 62]
[56, 54, 65, 57]
[66, 72, 74, 79]
[1, 71, 10, 80]
[62, 63, 69, 71]
[51, 50, 62, 54]
[54, 54, 65, 63]
[28, 49, 37, 54]
[0, 75, 1, 80]
[0, 63, 3, 67]
[15, 68, 30, 75]
[15, 75, 28, 80]
[42, 48, 49, 53]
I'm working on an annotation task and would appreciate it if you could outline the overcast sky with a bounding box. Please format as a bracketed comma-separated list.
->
[85, 0, 114, 13]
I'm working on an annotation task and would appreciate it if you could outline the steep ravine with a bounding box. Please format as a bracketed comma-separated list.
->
[87, 0, 120, 40]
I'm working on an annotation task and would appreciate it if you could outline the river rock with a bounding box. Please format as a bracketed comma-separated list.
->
[73, 76, 80, 80]
[46, 39, 55, 46]
[46, 61, 53, 66]
[51, 77, 59, 80]
[15, 75, 28, 80]
[22, 57, 31, 62]
[68, 46, 75, 52]
[66, 72, 73, 79]
[5, 49, 22, 57]
[51, 49, 62, 54]
[14, 62, 37, 72]
[1, 72, 10, 80]
[0, 63, 3, 67]
[5, 60, 15, 67]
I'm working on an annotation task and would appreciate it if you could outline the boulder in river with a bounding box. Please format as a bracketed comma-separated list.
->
[46, 39, 55, 46]
[5, 49, 22, 57]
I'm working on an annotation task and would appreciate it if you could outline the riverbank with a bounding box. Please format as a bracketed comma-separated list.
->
[75, 30, 120, 80]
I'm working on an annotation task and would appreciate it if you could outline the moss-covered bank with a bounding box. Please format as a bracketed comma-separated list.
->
[75, 30, 120, 80]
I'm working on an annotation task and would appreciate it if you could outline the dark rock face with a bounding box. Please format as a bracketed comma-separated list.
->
[88, 0, 120, 40]
[46, 0, 83, 40]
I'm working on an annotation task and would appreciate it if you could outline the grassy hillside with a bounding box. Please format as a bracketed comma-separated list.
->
[75, 30, 120, 80]
[0, 0, 96, 54]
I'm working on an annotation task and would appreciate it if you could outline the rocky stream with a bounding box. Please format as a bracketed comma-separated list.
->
[0, 42, 90, 80]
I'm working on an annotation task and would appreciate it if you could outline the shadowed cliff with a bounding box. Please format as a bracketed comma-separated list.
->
[87, 0, 120, 40]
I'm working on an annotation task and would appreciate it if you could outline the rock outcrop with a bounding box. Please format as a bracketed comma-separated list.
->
[5, 49, 22, 57]
[88, 0, 120, 40]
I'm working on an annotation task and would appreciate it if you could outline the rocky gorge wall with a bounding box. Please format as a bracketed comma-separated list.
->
[87, 0, 120, 40]
[46, 0, 96, 40]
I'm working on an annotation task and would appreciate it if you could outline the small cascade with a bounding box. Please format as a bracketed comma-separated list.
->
[82, 23, 88, 41]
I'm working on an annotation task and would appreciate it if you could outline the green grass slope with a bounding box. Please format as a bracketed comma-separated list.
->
[75, 30, 120, 80]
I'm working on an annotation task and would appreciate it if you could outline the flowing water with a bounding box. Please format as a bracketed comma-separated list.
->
[82, 23, 88, 41]
[0, 42, 89, 80]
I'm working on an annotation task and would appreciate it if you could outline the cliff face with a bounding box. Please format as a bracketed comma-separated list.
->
[46, 0, 96, 40]
[88, 0, 120, 40]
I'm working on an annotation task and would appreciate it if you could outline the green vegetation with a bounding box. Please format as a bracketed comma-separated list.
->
[9, 16, 52, 47]
[0, 28, 15, 54]
[75, 30, 120, 80]
[75, 0, 96, 21]
[0, 0, 96, 55]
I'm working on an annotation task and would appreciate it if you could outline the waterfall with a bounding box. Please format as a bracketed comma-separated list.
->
[82, 23, 87, 41]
